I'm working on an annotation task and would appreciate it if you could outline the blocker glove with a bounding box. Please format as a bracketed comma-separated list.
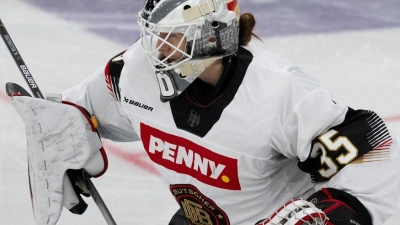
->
[10, 95, 108, 225]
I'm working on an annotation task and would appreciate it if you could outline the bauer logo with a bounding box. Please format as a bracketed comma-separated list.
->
[140, 123, 241, 190]
[20, 65, 37, 88]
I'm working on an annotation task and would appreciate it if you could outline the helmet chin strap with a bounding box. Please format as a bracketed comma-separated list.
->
[179, 57, 221, 78]
[155, 57, 220, 102]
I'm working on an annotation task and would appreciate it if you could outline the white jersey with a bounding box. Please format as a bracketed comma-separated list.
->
[63, 39, 400, 225]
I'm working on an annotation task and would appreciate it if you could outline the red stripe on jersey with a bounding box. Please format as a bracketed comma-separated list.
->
[140, 123, 241, 190]
[104, 62, 115, 97]
[373, 138, 393, 151]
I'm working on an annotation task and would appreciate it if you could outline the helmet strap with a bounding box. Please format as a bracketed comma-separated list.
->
[182, 0, 215, 22]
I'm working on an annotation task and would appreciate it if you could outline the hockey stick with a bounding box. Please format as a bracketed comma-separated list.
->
[0, 19, 117, 225]
[0, 20, 44, 98]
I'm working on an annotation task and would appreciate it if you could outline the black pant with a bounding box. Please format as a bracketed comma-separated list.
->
[169, 208, 189, 225]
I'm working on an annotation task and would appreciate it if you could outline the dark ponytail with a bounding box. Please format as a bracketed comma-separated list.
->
[239, 12, 261, 46]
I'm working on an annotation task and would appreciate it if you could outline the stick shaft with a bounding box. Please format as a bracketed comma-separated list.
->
[0, 19, 44, 99]
[85, 172, 117, 225]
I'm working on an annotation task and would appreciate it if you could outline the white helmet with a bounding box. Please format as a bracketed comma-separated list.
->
[138, 0, 240, 102]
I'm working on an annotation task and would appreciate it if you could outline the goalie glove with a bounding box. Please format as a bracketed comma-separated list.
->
[306, 188, 372, 225]
[255, 199, 330, 225]
[10, 95, 108, 225]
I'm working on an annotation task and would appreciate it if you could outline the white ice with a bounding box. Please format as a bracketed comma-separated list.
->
[0, 0, 399, 224]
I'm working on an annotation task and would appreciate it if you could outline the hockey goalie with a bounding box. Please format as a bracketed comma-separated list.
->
[6, 0, 400, 224]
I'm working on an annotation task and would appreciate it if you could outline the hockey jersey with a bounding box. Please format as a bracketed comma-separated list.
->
[63, 39, 400, 225]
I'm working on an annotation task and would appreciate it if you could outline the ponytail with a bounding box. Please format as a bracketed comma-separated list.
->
[239, 12, 261, 46]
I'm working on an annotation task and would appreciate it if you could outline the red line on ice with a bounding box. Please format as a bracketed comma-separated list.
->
[1, 89, 400, 175]
[383, 115, 400, 122]
[103, 142, 160, 177]
[0, 90, 8, 102]
[56, 113, 400, 176]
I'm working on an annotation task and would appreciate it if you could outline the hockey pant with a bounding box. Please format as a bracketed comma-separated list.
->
[168, 188, 371, 225]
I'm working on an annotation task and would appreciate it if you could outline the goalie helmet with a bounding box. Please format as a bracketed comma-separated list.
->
[138, 0, 240, 102]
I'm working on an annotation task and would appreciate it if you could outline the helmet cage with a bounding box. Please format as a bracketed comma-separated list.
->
[137, 0, 240, 102]
[139, 17, 200, 73]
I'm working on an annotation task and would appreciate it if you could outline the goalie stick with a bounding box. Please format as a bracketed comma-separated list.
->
[0, 19, 117, 225]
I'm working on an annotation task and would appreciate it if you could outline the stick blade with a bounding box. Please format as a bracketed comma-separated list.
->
[6, 82, 32, 97]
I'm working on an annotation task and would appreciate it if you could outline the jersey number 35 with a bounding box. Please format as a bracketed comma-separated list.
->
[311, 130, 359, 179]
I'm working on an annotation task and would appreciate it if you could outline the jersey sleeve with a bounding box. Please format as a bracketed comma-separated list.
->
[62, 52, 139, 142]
[280, 74, 393, 183]
[278, 66, 393, 183]
[297, 107, 393, 183]
[282, 85, 348, 161]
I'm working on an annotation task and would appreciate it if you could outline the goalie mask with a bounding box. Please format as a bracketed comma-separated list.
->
[138, 0, 240, 102]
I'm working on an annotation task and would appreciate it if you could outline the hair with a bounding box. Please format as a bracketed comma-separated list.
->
[239, 12, 261, 46]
